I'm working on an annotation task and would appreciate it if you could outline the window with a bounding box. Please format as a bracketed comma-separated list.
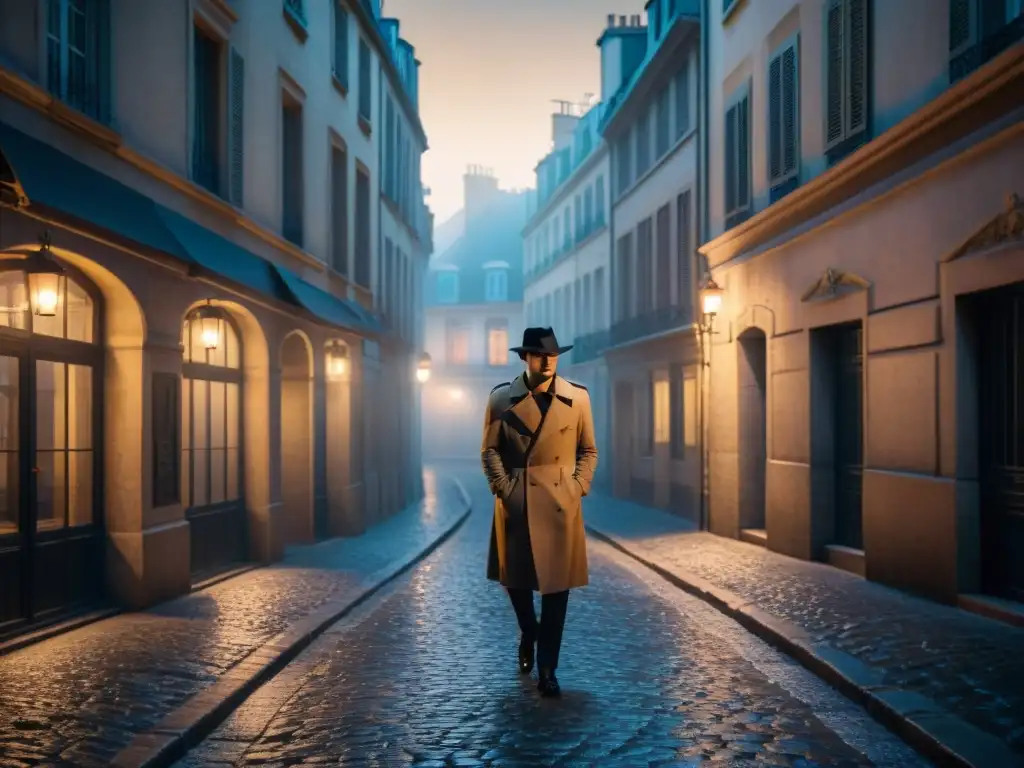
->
[582, 273, 593, 334]
[656, 204, 671, 309]
[181, 310, 243, 511]
[675, 58, 691, 139]
[436, 270, 458, 304]
[616, 133, 632, 196]
[330, 143, 348, 275]
[583, 187, 594, 230]
[595, 175, 605, 223]
[484, 268, 508, 302]
[354, 166, 371, 287]
[670, 366, 698, 458]
[615, 233, 633, 323]
[594, 267, 606, 328]
[637, 218, 653, 315]
[649, 1, 661, 39]
[655, 86, 671, 158]
[554, 218, 562, 255]
[45, 0, 111, 124]
[192, 27, 222, 196]
[563, 208, 572, 249]
[385, 98, 396, 198]
[281, 94, 304, 247]
[640, 377, 654, 456]
[487, 321, 509, 366]
[768, 35, 800, 195]
[383, 238, 393, 317]
[950, 0, 1023, 77]
[676, 191, 692, 315]
[824, 0, 870, 161]
[683, 373, 697, 447]
[358, 38, 372, 121]
[574, 195, 583, 239]
[445, 320, 469, 364]
[636, 109, 651, 177]
[654, 379, 670, 444]
[284, 0, 306, 25]
[670, 368, 684, 458]
[573, 278, 583, 337]
[724, 84, 751, 228]
[333, 2, 349, 88]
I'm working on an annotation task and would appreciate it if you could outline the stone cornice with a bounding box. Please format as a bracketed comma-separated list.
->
[701, 43, 1024, 270]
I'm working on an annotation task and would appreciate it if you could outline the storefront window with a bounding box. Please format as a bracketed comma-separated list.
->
[181, 310, 242, 509]
[0, 269, 94, 341]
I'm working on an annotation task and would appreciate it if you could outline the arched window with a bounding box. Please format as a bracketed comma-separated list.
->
[181, 308, 242, 513]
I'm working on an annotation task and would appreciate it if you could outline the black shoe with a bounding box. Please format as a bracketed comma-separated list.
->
[537, 667, 561, 697]
[518, 633, 535, 674]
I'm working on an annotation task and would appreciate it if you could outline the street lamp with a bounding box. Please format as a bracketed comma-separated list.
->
[697, 275, 724, 534]
[326, 340, 349, 381]
[700, 276, 724, 322]
[194, 302, 222, 351]
[22, 233, 65, 317]
[416, 352, 432, 383]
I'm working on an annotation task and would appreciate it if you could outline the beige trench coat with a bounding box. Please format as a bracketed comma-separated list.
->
[481, 374, 599, 594]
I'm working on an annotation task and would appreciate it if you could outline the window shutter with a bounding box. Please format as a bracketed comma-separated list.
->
[825, 0, 845, 150]
[724, 103, 737, 213]
[949, 0, 972, 53]
[228, 47, 245, 207]
[781, 42, 799, 177]
[736, 94, 750, 210]
[676, 191, 692, 319]
[845, 0, 868, 136]
[86, 0, 112, 124]
[767, 53, 782, 182]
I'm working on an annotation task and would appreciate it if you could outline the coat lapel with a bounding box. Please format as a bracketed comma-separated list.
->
[531, 376, 574, 455]
[504, 375, 541, 439]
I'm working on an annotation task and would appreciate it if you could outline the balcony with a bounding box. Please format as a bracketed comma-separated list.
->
[609, 304, 692, 348]
[571, 330, 611, 365]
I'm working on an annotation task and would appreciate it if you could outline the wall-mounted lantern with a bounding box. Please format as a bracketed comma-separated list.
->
[194, 302, 222, 351]
[326, 340, 350, 381]
[416, 352, 432, 383]
[700, 276, 724, 320]
[22, 232, 65, 317]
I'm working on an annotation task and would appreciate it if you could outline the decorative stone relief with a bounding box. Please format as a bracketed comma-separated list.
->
[800, 268, 871, 303]
[947, 192, 1024, 262]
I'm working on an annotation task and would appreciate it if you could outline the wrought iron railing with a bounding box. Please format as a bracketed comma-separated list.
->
[609, 304, 692, 347]
[571, 330, 611, 365]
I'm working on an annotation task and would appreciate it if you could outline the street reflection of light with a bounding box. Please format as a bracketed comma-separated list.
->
[449, 388, 464, 401]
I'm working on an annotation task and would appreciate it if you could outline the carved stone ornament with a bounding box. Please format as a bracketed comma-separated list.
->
[800, 267, 871, 303]
[947, 192, 1024, 262]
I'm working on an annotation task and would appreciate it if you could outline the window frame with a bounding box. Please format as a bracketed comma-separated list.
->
[822, 0, 871, 163]
[485, 320, 510, 367]
[767, 32, 801, 196]
[484, 268, 508, 303]
[723, 79, 752, 229]
[332, 1, 349, 90]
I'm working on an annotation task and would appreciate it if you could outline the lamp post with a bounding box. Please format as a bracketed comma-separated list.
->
[415, 352, 431, 384]
[326, 340, 350, 381]
[697, 276, 724, 531]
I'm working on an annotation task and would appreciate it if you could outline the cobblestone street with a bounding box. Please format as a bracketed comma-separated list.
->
[0, 472, 467, 767]
[178, 467, 927, 767]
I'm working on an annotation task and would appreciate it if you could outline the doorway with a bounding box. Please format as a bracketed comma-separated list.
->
[613, 380, 634, 498]
[0, 270, 104, 634]
[976, 285, 1024, 602]
[737, 329, 767, 533]
[281, 333, 314, 546]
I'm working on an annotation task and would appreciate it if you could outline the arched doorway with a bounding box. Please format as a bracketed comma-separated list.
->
[0, 262, 103, 631]
[280, 332, 313, 546]
[181, 306, 246, 577]
[737, 328, 767, 533]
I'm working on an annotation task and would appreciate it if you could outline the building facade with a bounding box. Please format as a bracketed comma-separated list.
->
[600, 3, 703, 519]
[523, 101, 612, 488]
[422, 168, 527, 459]
[701, 0, 1024, 606]
[0, 0, 432, 638]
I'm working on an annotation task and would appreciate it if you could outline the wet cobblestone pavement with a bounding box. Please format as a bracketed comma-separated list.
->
[581, 489, 1024, 758]
[0, 472, 466, 767]
[179, 467, 928, 767]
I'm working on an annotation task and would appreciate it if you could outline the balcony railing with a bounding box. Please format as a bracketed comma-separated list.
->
[571, 330, 611, 365]
[950, 15, 1024, 82]
[609, 304, 692, 347]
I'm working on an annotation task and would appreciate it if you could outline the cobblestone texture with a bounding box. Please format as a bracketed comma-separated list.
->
[0, 471, 466, 767]
[581, 489, 1024, 758]
[181, 466, 927, 768]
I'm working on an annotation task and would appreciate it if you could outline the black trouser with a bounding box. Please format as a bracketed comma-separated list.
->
[507, 588, 570, 670]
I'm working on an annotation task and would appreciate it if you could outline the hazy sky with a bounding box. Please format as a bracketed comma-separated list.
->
[383, 0, 633, 224]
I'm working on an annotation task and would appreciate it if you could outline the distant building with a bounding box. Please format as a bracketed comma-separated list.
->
[423, 168, 528, 458]
[599, 5, 702, 518]
[701, 0, 1024, 606]
[523, 99, 612, 489]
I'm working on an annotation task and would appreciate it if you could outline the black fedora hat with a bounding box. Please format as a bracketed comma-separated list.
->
[510, 326, 573, 355]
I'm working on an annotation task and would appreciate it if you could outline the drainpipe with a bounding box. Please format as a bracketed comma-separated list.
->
[698, 0, 711, 532]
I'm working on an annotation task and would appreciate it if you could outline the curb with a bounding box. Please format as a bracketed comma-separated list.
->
[112, 478, 474, 768]
[585, 524, 1022, 768]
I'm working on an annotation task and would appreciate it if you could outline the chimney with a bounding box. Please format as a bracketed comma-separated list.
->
[597, 11, 649, 102]
[463, 165, 500, 224]
[550, 100, 579, 151]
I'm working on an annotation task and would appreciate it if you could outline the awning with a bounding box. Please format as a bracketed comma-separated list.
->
[155, 206, 292, 303]
[272, 264, 381, 334]
[0, 122, 190, 261]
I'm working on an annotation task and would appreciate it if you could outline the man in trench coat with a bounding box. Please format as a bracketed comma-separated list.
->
[481, 326, 599, 697]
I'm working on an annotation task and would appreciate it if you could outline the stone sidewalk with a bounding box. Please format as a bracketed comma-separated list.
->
[0, 470, 471, 768]
[584, 493, 1024, 768]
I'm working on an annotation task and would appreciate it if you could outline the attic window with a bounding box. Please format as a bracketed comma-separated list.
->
[484, 266, 508, 302]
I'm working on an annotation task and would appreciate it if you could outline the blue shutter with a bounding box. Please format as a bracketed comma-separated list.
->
[228, 47, 245, 207]
[87, 0, 112, 124]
